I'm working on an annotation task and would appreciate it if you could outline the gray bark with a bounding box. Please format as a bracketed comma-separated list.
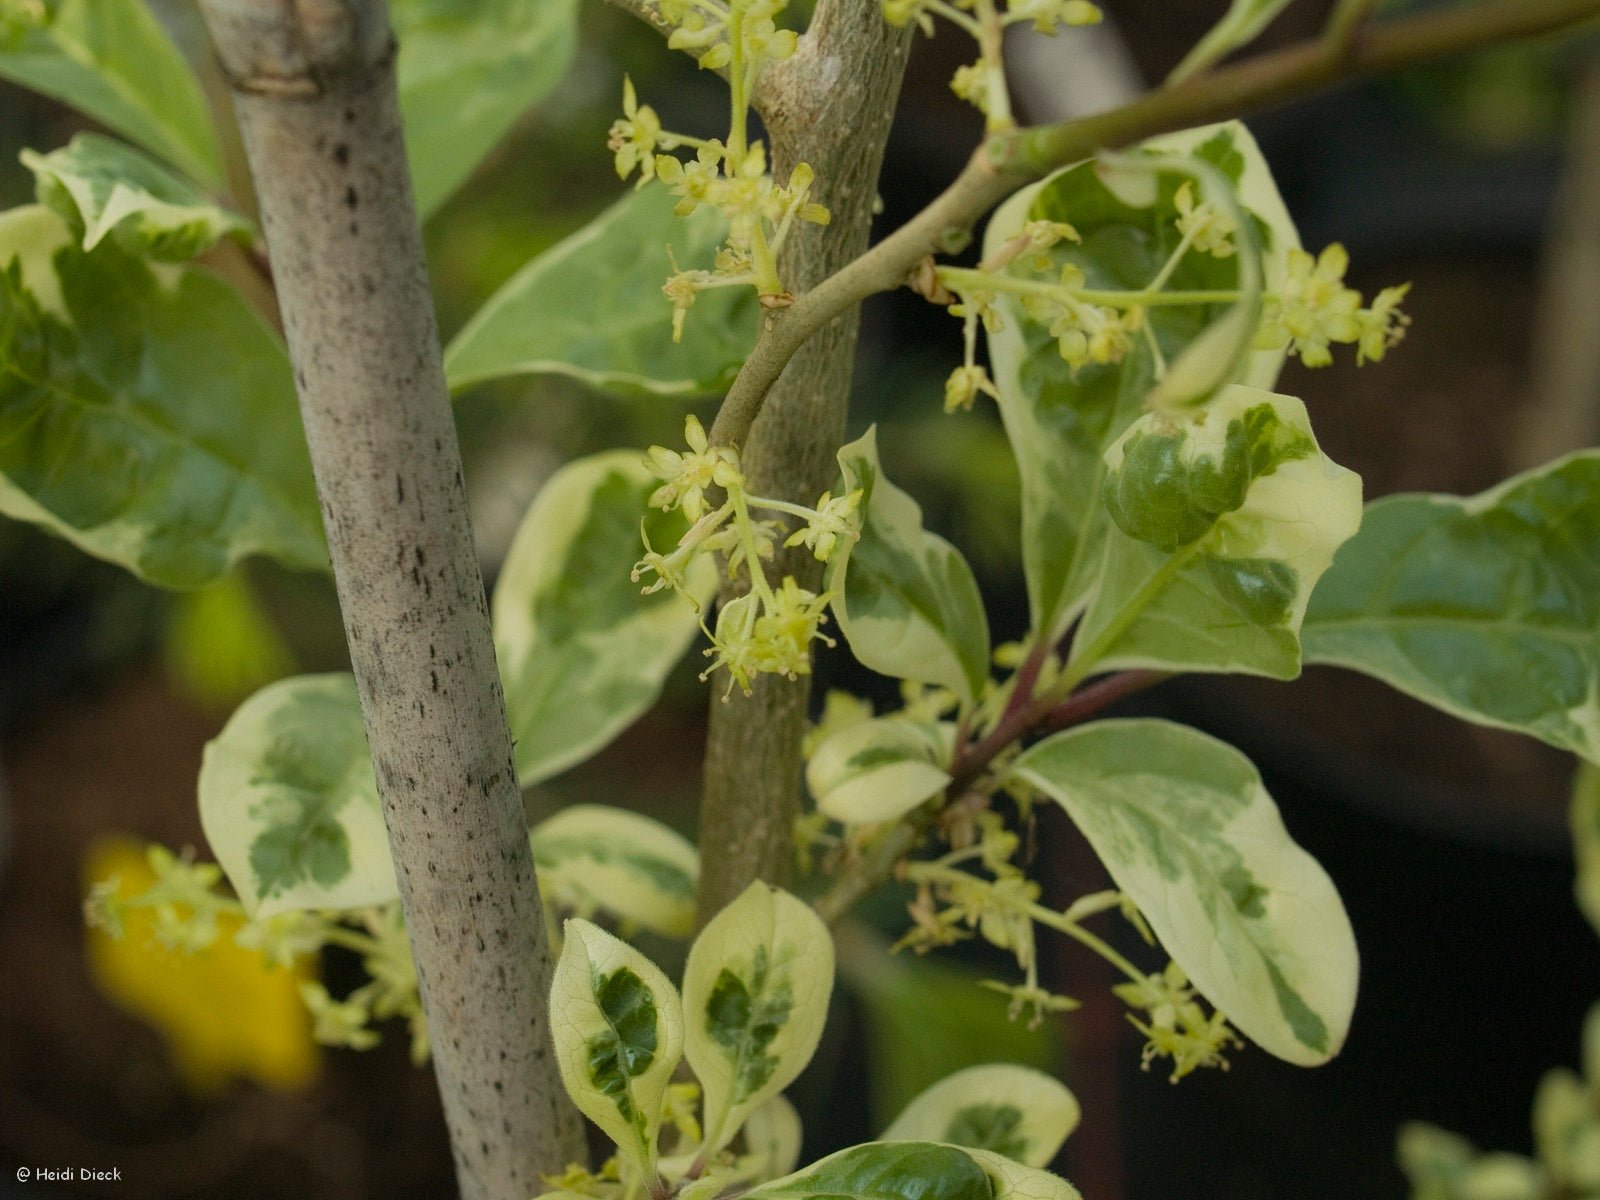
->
[195, 2, 585, 1196]
[695, 0, 912, 926]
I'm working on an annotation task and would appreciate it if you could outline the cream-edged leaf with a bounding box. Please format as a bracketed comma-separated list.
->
[741, 1095, 805, 1182]
[0, 0, 222, 186]
[494, 451, 715, 785]
[829, 427, 990, 706]
[0, 206, 325, 589]
[684, 883, 835, 1156]
[748, 1143, 1081, 1200]
[986, 122, 1299, 646]
[531, 805, 699, 938]
[1069, 386, 1361, 680]
[22, 133, 250, 262]
[550, 918, 685, 1173]
[446, 187, 756, 397]
[963, 1147, 1084, 1200]
[199, 674, 396, 919]
[1303, 450, 1600, 762]
[1011, 719, 1358, 1066]
[806, 716, 952, 825]
[881, 1065, 1079, 1167]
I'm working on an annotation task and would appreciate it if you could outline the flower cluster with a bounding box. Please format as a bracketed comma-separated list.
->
[86, 844, 429, 1063]
[1114, 961, 1244, 1082]
[635, 415, 863, 697]
[1172, 181, 1237, 259]
[85, 844, 233, 954]
[896, 845, 1243, 1075]
[606, 0, 829, 335]
[898, 818, 1079, 1028]
[926, 175, 1411, 416]
[882, 0, 1102, 129]
[1256, 243, 1411, 368]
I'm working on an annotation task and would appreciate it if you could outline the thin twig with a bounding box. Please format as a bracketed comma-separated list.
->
[711, 0, 1600, 452]
[812, 670, 1168, 924]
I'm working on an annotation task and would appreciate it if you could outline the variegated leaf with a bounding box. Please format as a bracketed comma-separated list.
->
[1304, 450, 1600, 762]
[0, 206, 325, 589]
[530, 804, 699, 938]
[1069, 385, 1361, 680]
[806, 716, 952, 825]
[446, 187, 756, 398]
[881, 1065, 1079, 1167]
[829, 427, 990, 706]
[22, 133, 250, 262]
[550, 918, 684, 1173]
[683, 883, 835, 1155]
[986, 122, 1299, 646]
[494, 451, 715, 786]
[747, 1143, 1081, 1200]
[199, 674, 395, 918]
[0, 0, 222, 187]
[1010, 718, 1358, 1067]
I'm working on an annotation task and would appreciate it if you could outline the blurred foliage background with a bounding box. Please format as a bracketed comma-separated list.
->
[1, 1, 1598, 1197]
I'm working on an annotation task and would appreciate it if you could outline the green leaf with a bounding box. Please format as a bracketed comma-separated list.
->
[550, 918, 685, 1174]
[1010, 718, 1358, 1066]
[530, 804, 700, 938]
[445, 187, 757, 398]
[881, 1065, 1079, 1168]
[1068, 386, 1361, 681]
[1573, 764, 1600, 940]
[806, 715, 952, 825]
[22, 133, 250, 262]
[394, 0, 578, 219]
[1303, 450, 1600, 762]
[749, 1143, 1081, 1200]
[829, 426, 990, 706]
[198, 674, 395, 919]
[0, 0, 222, 187]
[683, 882, 835, 1155]
[493, 451, 715, 786]
[0, 206, 325, 589]
[1170, 1, 1293, 83]
[985, 122, 1299, 646]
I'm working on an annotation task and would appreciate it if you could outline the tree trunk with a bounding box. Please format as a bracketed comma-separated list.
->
[195, 3, 585, 1196]
[695, 0, 912, 925]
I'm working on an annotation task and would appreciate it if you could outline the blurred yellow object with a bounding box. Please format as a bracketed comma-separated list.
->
[83, 837, 321, 1094]
[162, 572, 297, 712]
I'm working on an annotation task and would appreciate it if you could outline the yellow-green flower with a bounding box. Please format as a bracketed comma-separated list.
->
[1356, 282, 1412, 365]
[606, 77, 662, 186]
[1173, 181, 1237, 259]
[1258, 243, 1362, 367]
